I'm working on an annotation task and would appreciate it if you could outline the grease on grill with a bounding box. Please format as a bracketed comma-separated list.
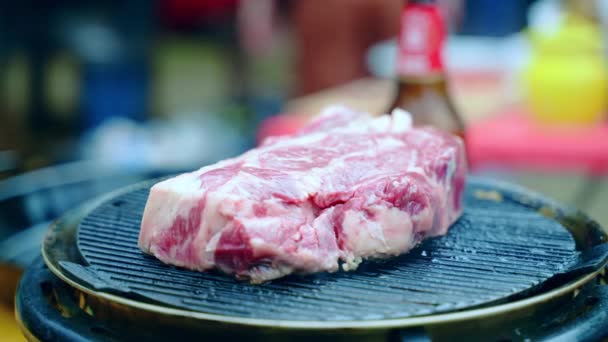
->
[473, 189, 503, 202]
[75, 181, 579, 321]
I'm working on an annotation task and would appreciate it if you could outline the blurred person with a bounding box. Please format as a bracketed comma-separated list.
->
[238, 0, 468, 97]
[238, 0, 402, 96]
[290, 0, 401, 95]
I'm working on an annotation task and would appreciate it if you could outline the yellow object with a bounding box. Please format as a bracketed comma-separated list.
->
[0, 265, 25, 341]
[524, 15, 608, 125]
[0, 305, 25, 342]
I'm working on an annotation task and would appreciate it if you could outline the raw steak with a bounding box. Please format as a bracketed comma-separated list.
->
[139, 106, 467, 283]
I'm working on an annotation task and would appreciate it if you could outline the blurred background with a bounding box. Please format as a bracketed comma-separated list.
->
[0, 0, 607, 338]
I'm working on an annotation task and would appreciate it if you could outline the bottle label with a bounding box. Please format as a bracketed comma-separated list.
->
[396, 2, 446, 77]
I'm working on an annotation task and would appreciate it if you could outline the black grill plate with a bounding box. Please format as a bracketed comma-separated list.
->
[72, 178, 580, 321]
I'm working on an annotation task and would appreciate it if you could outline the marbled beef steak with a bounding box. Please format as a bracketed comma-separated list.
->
[139, 106, 467, 283]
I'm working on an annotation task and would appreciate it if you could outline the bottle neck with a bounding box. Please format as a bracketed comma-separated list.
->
[395, 1, 446, 79]
[397, 73, 445, 84]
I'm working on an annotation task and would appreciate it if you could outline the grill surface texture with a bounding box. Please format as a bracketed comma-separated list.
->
[73, 178, 580, 321]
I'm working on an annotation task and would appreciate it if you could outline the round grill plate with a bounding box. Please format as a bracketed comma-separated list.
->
[74, 178, 579, 321]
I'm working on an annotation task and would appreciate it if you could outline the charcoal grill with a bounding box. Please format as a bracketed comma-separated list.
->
[16, 176, 608, 341]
